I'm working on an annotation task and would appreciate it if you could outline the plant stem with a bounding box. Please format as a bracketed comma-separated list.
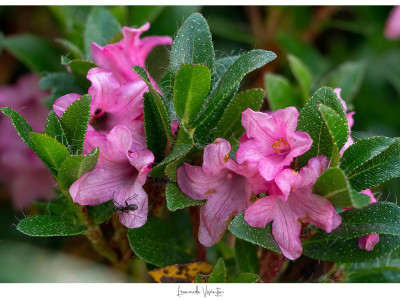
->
[259, 248, 287, 282]
[189, 206, 207, 262]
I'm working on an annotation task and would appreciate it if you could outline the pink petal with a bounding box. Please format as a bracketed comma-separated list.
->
[287, 131, 313, 158]
[361, 189, 377, 203]
[202, 138, 232, 175]
[241, 108, 277, 145]
[53, 93, 82, 118]
[244, 195, 278, 228]
[236, 139, 264, 164]
[116, 184, 148, 229]
[385, 6, 400, 40]
[272, 106, 300, 135]
[358, 233, 380, 251]
[258, 154, 287, 181]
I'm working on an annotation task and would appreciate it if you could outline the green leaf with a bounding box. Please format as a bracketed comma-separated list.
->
[228, 213, 281, 253]
[17, 216, 87, 237]
[296, 87, 347, 168]
[341, 137, 400, 191]
[303, 202, 400, 262]
[208, 258, 226, 283]
[173, 64, 211, 126]
[87, 200, 114, 226]
[60, 94, 91, 155]
[226, 273, 259, 283]
[319, 60, 367, 104]
[234, 238, 259, 275]
[128, 216, 193, 267]
[170, 13, 214, 78]
[288, 54, 312, 104]
[4, 34, 62, 72]
[128, 6, 165, 26]
[165, 183, 205, 212]
[44, 111, 68, 148]
[345, 267, 400, 283]
[57, 147, 99, 192]
[192, 50, 277, 129]
[84, 7, 121, 59]
[151, 125, 194, 177]
[213, 55, 240, 87]
[67, 59, 97, 89]
[213, 89, 264, 141]
[313, 167, 371, 208]
[56, 38, 84, 59]
[266, 73, 301, 111]
[29, 133, 70, 177]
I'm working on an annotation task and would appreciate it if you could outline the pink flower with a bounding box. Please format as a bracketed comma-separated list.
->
[334, 88, 355, 155]
[244, 156, 342, 260]
[54, 67, 147, 150]
[91, 23, 173, 84]
[69, 125, 154, 228]
[177, 138, 269, 247]
[236, 108, 313, 181]
[358, 190, 380, 251]
[0, 74, 56, 208]
[384, 6, 400, 40]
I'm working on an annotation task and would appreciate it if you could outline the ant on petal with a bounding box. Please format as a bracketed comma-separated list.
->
[112, 192, 139, 215]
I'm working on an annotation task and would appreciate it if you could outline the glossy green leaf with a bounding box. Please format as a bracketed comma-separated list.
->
[288, 54, 312, 104]
[228, 213, 281, 253]
[226, 273, 259, 283]
[67, 59, 97, 89]
[235, 238, 259, 275]
[170, 13, 214, 77]
[266, 73, 301, 111]
[60, 94, 91, 155]
[57, 147, 99, 192]
[165, 183, 205, 212]
[44, 111, 68, 148]
[151, 127, 194, 177]
[128, 216, 193, 267]
[4, 34, 62, 72]
[213, 89, 264, 141]
[192, 50, 277, 128]
[17, 216, 87, 237]
[173, 64, 211, 126]
[296, 87, 347, 168]
[208, 258, 226, 283]
[341, 137, 400, 191]
[29, 133, 70, 176]
[87, 200, 114, 226]
[84, 7, 121, 59]
[313, 167, 371, 208]
[303, 202, 400, 262]
[213, 55, 240, 87]
[319, 60, 367, 104]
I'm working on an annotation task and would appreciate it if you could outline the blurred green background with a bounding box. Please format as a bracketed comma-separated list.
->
[1, 6, 400, 282]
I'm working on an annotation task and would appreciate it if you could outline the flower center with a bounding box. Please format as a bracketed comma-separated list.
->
[272, 138, 291, 155]
[90, 104, 109, 131]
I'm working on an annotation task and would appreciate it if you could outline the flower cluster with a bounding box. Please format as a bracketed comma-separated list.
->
[54, 24, 172, 227]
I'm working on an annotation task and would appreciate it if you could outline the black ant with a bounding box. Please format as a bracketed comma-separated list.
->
[112, 193, 139, 214]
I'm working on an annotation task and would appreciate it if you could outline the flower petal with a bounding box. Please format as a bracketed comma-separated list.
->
[53, 93, 82, 118]
[358, 233, 380, 251]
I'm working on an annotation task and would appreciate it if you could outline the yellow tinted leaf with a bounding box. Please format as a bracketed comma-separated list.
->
[149, 262, 213, 283]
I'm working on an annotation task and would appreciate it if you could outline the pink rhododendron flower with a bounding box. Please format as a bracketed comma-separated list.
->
[384, 6, 400, 40]
[334, 88, 355, 155]
[244, 156, 342, 260]
[358, 190, 380, 251]
[177, 138, 269, 247]
[69, 125, 154, 228]
[91, 23, 173, 84]
[0, 74, 56, 208]
[236, 107, 313, 181]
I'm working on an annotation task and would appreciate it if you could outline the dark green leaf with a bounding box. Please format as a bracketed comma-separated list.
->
[173, 64, 211, 126]
[4, 34, 62, 72]
[319, 61, 367, 104]
[165, 183, 205, 212]
[288, 54, 312, 104]
[226, 273, 259, 283]
[84, 7, 121, 59]
[228, 213, 281, 253]
[234, 238, 259, 274]
[213, 55, 240, 88]
[266, 73, 301, 111]
[192, 50, 277, 128]
[170, 13, 214, 78]
[60, 94, 91, 155]
[128, 216, 193, 267]
[213, 89, 264, 141]
[57, 147, 99, 192]
[128, 6, 165, 26]
[296, 87, 347, 168]
[87, 200, 114, 226]
[17, 216, 87, 237]
[345, 267, 400, 283]
[208, 17, 255, 45]
[32, 198, 76, 222]
[29, 133, 70, 177]
[44, 111, 68, 148]
[208, 258, 226, 283]
[67, 59, 97, 89]
[56, 38, 84, 59]
[313, 167, 371, 208]
[341, 137, 400, 191]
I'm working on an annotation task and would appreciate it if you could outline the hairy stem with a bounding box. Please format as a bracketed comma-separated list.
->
[189, 206, 207, 262]
[259, 248, 287, 282]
